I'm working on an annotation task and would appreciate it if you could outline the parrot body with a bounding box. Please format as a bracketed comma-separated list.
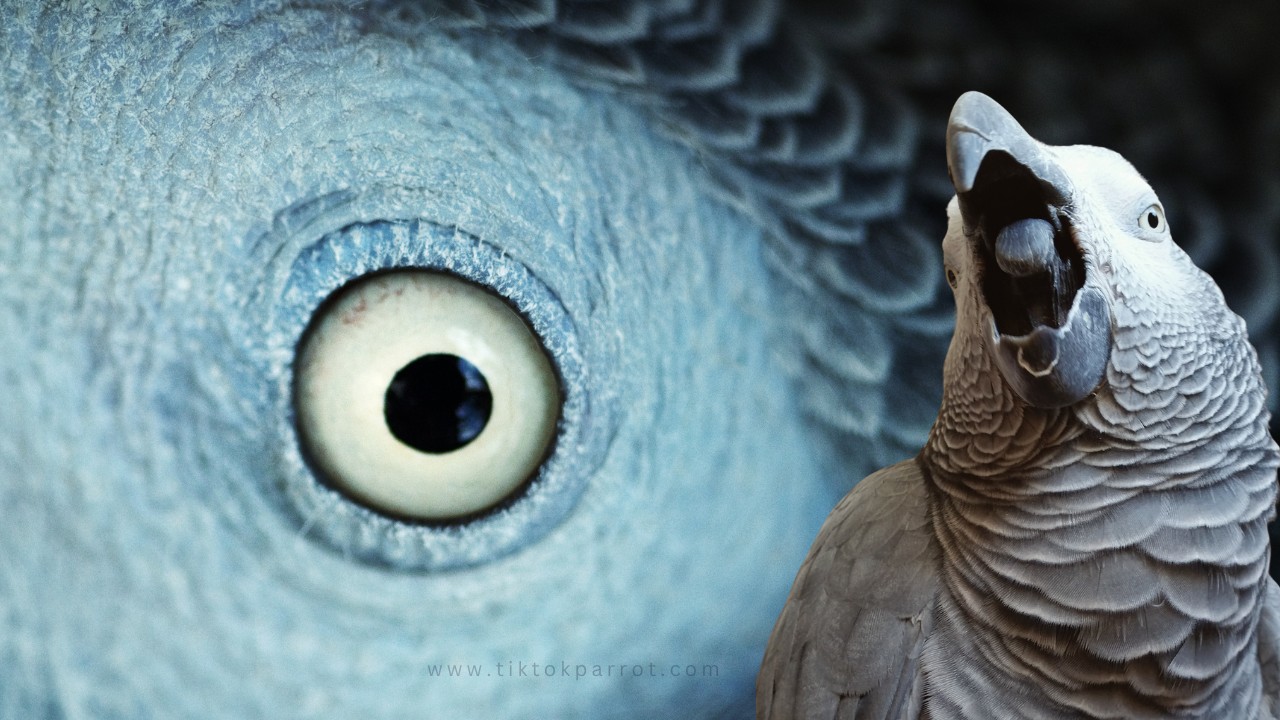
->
[758, 93, 1280, 719]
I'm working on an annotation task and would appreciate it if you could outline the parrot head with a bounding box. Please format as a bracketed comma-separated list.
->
[939, 91, 1242, 420]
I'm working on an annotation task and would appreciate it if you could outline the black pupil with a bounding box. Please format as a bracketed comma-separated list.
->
[1147, 211, 1159, 228]
[384, 354, 493, 454]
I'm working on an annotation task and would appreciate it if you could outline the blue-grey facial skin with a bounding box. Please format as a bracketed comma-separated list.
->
[0, 3, 842, 717]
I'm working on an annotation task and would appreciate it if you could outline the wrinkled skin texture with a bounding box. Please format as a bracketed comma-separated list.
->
[4, 1, 1280, 718]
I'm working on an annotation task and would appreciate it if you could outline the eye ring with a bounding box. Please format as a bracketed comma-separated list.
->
[945, 268, 959, 289]
[263, 217, 599, 572]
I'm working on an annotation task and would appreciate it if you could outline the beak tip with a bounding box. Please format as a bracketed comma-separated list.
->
[945, 91, 1055, 200]
[947, 92, 1016, 140]
[947, 129, 987, 194]
[947, 92, 1012, 196]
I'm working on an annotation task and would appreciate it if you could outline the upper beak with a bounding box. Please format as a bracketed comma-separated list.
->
[947, 90, 1072, 228]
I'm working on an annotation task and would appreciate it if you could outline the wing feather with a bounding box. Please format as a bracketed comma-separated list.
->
[758, 459, 940, 720]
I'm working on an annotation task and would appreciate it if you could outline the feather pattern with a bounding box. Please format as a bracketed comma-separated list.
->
[758, 459, 937, 720]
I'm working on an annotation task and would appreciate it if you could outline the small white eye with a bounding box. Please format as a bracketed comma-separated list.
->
[1139, 204, 1166, 234]
[294, 271, 560, 520]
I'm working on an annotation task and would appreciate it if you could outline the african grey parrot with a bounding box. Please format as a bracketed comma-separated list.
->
[757, 91, 1280, 718]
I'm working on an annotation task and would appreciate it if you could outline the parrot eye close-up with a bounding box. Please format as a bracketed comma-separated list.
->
[1140, 204, 1167, 235]
[294, 270, 561, 522]
[946, 268, 959, 288]
[267, 219, 592, 571]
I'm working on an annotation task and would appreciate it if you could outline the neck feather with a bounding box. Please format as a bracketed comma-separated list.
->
[919, 342, 1277, 716]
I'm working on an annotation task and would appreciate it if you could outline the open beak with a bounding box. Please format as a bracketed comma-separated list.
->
[946, 91, 1111, 409]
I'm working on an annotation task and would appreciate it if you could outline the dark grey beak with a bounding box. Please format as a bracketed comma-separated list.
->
[945, 91, 1111, 409]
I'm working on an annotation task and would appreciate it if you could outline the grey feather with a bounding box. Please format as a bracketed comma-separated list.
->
[758, 460, 937, 720]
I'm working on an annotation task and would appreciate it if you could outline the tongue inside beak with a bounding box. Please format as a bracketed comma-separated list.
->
[963, 151, 1083, 340]
[946, 92, 1111, 408]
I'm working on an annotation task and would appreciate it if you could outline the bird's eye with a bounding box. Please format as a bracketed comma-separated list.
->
[946, 268, 959, 289]
[1139, 204, 1166, 234]
[293, 270, 560, 521]
[272, 219, 592, 571]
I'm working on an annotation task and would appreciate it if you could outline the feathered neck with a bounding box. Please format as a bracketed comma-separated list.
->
[917, 328, 1278, 718]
